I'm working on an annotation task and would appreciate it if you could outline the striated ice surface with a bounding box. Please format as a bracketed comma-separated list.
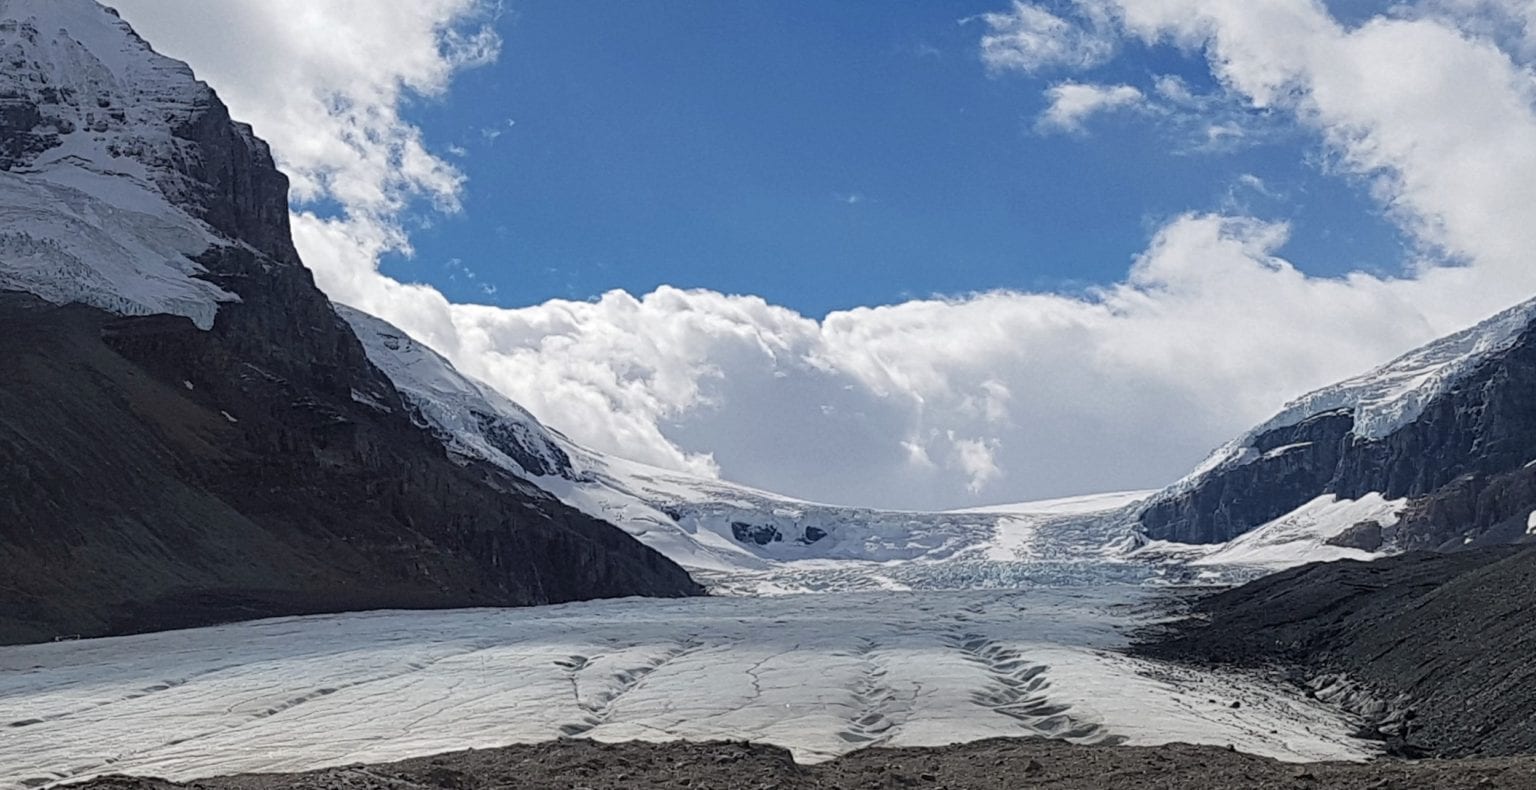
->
[0, 587, 1375, 789]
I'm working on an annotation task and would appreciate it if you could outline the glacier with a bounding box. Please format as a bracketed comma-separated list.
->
[339, 305, 1401, 581]
[0, 588, 1376, 789]
[0, 6, 1506, 786]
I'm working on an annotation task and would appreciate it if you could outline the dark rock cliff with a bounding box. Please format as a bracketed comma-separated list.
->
[1139, 322, 1536, 547]
[0, 5, 701, 645]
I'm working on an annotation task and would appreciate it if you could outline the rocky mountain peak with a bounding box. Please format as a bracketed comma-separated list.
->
[0, 0, 297, 328]
[0, 1, 702, 644]
[1138, 296, 1536, 548]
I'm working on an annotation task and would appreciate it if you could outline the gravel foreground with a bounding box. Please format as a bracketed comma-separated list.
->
[66, 738, 1536, 790]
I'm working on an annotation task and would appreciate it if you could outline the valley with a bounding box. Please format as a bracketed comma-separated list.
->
[3, 1, 1536, 788]
[0, 581, 1371, 789]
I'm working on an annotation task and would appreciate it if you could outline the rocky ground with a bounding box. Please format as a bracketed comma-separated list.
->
[1135, 546, 1536, 758]
[66, 738, 1536, 790]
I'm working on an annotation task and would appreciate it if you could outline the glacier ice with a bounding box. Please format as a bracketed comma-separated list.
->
[0, 588, 1375, 788]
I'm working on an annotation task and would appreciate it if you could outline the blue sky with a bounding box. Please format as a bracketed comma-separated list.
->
[387, 0, 1409, 316]
[118, 0, 1536, 507]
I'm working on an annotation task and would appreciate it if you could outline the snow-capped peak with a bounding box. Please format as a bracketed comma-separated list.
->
[1159, 294, 1536, 499]
[0, 0, 220, 195]
[0, 0, 261, 328]
[338, 304, 1158, 576]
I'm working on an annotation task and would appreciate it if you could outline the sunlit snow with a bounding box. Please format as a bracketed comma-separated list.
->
[1154, 296, 1536, 509]
[0, 587, 1374, 789]
[0, 0, 242, 327]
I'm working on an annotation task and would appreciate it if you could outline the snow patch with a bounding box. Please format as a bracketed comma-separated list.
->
[948, 490, 1154, 515]
[1139, 494, 1405, 569]
[1261, 442, 1313, 460]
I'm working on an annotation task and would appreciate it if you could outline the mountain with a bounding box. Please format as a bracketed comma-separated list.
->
[339, 283, 1536, 580]
[1136, 296, 1536, 551]
[6, 0, 1531, 645]
[0, 0, 699, 645]
[338, 283, 1536, 579]
[338, 305, 1153, 578]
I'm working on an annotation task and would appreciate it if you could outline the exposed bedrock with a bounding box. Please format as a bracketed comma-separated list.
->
[0, 288, 702, 646]
[1140, 322, 1536, 546]
[0, 4, 701, 645]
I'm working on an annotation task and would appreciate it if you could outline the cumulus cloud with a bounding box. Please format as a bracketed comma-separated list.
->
[1405, 0, 1536, 59]
[1111, 0, 1536, 296]
[111, 0, 498, 352]
[1037, 81, 1144, 133]
[109, 1, 1536, 510]
[432, 214, 1490, 510]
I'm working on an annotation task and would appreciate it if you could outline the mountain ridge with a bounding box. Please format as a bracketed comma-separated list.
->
[0, 0, 699, 645]
[1136, 296, 1536, 550]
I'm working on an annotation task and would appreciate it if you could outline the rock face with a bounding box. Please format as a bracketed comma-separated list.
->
[1324, 520, 1384, 552]
[0, 0, 294, 263]
[1139, 313, 1536, 549]
[0, 1, 700, 645]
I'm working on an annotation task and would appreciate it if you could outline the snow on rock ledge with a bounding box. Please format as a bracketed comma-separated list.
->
[339, 304, 1155, 574]
[1164, 296, 1536, 500]
[1137, 493, 1406, 570]
[0, 0, 294, 327]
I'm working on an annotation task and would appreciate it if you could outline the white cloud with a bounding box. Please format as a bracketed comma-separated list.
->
[1037, 81, 1144, 133]
[1145, 72, 1280, 153]
[1404, 0, 1536, 60]
[977, 0, 1118, 73]
[983, 10, 1276, 151]
[429, 213, 1512, 510]
[111, 0, 499, 350]
[1153, 74, 1197, 104]
[105, 1, 1536, 510]
[1112, 0, 1536, 300]
[951, 436, 1004, 494]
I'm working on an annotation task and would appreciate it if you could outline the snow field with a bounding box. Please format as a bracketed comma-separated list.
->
[0, 588, 1373, 789]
